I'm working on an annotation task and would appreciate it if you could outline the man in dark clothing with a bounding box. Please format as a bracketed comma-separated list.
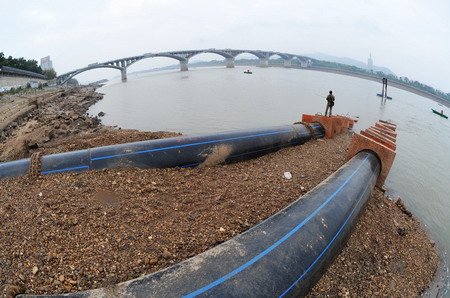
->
[325, 90, 335, 117]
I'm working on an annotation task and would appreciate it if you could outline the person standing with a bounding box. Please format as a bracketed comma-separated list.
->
[325, 90, 335, 117]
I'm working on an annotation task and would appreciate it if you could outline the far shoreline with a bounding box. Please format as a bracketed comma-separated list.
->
[291, 65, 450, 108]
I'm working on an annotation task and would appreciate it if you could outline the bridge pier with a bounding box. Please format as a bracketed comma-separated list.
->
[180, 60, 189, 71]
[121, 68, 127, 82]
[225, 57, 235, 68]
[259, 58, 269, 67]
[284, 59, 292, 68]
[300, 60, 309, 68]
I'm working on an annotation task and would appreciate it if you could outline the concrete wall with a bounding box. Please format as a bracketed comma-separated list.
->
[0, 76, 46, 89]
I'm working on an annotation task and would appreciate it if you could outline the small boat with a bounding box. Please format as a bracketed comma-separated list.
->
[432, 109, 448, 119]
[244, 70, 252, 74]
[376, 93, 392, 100]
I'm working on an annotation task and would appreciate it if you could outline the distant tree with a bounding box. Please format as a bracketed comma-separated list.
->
[66, 78, 79, 86]
[44, 68, 57, 80]
[0, 52, 44, 74]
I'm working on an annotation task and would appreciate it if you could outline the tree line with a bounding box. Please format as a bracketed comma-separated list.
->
[0, 52, 43, 74]
[0, 52, 56, 79]
[309, 59, 450, 102]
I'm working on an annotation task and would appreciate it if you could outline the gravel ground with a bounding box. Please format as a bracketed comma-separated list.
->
[0, 135, 348, 295]
[0, 87, 438, 297]
[308, 189, 438, 297]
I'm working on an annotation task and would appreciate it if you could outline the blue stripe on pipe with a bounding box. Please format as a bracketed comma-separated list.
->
[41, 165, 89, 175]
[278, 163, 378, 297]
[183, 155, 370, 297]
[179, 142, 301, 168]
[91, 130, 295, 161]
[38, 128, 312, 175]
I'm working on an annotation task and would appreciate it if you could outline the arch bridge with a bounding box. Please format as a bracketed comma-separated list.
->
[56, 49, 312, 85]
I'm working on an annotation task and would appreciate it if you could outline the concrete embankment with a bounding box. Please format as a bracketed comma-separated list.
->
[0, 76, 46, 90]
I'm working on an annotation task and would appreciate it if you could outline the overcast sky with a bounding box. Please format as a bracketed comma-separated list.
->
[1, 0, 449, 92]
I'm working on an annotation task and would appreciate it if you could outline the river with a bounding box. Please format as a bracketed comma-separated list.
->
[90, 66, 450, 265]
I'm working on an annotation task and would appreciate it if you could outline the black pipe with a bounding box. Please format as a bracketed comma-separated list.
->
[0, 124, 324, 179]
[19, 151, 380, 297]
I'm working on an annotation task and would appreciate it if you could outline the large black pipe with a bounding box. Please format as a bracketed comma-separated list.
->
[20, 151, 380, 297]
[0, 124, 324, 179]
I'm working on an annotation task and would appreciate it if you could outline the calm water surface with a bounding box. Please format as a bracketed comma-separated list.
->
[90, 67, 450, 261]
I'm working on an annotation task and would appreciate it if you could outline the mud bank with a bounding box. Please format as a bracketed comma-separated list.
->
[0, 87, 439, 296]
[0, 86, 180, 162]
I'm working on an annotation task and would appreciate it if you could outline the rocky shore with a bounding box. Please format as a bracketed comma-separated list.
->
[0, 87, 439, 296]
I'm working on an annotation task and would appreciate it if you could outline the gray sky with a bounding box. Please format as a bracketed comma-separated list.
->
[1, 0, 449, 92]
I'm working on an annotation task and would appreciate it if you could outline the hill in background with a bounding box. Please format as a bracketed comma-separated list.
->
[304, 52, 395, 76]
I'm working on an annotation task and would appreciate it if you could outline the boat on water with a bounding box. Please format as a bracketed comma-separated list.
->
[244, 70, 252, 74]
[432, 109, 448, 119]
[376, 93, 392, 100]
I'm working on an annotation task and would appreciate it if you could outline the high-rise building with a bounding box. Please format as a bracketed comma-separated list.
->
[367, 53, 373, 72]
[40, 56, 53, 70]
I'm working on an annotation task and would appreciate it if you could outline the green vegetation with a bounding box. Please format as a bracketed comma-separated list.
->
[264, 56, 449, 102]
[0, 52, 57, 82]
[0, 52, 43, 74]
[43, 68, 57, 80]
[308, 59, 450, 102]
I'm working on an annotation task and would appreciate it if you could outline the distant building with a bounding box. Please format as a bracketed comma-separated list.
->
[367, 53, 373, 72]
[40, 56, 53, 70]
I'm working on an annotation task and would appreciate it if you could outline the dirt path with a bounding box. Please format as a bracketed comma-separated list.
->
[0, 87, 439, 297]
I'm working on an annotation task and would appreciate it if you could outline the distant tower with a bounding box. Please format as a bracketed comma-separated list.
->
[367, 53, 373, 72]
[40, 56, 53, 70]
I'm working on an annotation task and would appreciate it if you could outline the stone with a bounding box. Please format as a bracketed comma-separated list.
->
[162, 249, 171, 259]
[397, 227, 407, 236]
[149, 258, 158, 265]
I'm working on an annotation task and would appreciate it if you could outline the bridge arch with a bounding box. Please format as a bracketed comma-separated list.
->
[235, 51, 266, 60]
[59, 65, 124, 85]
[125, 54, 190, 71]
[186, 50, 236, 68]
[57, 49, 314, 85]
[268, 52, 291, 60]
[188, 50, 234, 60]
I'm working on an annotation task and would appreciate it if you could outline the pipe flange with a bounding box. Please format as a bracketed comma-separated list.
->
[28, 152, 43, 176]
[298, 121, 317, 139]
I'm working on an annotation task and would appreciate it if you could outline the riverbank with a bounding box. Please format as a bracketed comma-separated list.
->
[0, 87, 439, 296]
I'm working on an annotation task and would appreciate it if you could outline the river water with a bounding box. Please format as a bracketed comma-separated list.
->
[90, 66, 450, 263]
